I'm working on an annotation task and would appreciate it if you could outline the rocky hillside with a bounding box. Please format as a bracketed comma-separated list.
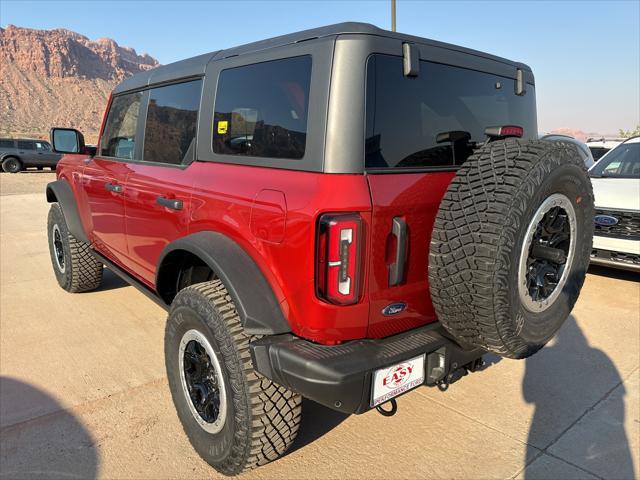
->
[0, 25, 159, 143]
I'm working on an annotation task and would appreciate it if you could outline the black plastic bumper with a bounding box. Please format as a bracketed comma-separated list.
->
[250, 322, 484, 414]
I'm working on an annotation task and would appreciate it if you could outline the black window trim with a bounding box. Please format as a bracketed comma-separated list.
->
[98, 75, 204, 170]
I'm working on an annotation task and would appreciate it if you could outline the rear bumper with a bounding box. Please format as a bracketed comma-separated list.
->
[250, 322, 484, 414]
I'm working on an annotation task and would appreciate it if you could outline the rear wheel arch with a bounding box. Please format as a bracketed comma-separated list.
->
[156, 232, 291, 336]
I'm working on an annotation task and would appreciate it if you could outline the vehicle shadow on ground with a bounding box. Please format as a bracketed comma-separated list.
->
[588, 264, 639, 282]
[285, 398, 349, 456]
[0, 377, 99, 479]
[94, 267, 128, 292]
[523, 315, 634, 478]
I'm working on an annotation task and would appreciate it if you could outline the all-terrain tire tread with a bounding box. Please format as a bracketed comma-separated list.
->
[174, 280, 301, 475]
[48, 203, 103, 292]
[428, 139, 593, 359]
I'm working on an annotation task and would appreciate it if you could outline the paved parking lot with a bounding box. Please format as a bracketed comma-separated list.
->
[1, 172, 638, 479]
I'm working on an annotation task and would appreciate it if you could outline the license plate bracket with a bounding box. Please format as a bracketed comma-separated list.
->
[371, 354, 426, 407]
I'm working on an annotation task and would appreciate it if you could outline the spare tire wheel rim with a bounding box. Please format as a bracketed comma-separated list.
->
[518, 193, 577, 313]
[52, 224, 66, 273]
[178, 329, 227, 434]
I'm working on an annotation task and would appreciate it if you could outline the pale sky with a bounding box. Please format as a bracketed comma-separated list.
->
[2, 0, 639, 135]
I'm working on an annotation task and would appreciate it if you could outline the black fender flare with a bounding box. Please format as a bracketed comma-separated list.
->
[45, 180, 89, 243]
[157, 231, 291, 336]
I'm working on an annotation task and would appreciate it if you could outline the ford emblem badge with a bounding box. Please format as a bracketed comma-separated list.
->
[594, 214, 619, 226]
[382, 302, 407, 316]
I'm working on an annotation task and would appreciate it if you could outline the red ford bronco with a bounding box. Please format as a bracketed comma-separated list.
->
[46, 23, 594, 475]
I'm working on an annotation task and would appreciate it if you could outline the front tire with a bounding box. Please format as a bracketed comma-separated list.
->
[47, 204, 103, 292]
[2, 157, 22, 173]
[165, 280, 301, 476]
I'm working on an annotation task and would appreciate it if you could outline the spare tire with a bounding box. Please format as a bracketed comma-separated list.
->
[429, 139, 594, 359]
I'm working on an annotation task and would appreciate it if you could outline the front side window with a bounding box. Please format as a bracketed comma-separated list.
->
[35, 141, 51, 151]
[590, 142, 640, 178]
[17, 140, 35, 150]
[212, 56, 312, 160]
[365, 55, 537, 170]
[100, 92, 142, 160]
[143, 80, 202, 165]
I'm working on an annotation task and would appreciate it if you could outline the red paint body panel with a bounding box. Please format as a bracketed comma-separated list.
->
[56, 153, 455, 344]
[366, 172, 456, 338]
[80, 157, 129, 265]
[250, 189, 287, 244]
[124, 163, 194, 285]
[189, 162, 372, 343]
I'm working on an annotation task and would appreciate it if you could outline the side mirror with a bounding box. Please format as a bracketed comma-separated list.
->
[50, 128, 86, 154]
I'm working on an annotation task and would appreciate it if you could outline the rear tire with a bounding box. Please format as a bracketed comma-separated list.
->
[2, 157, 22, 173]
[47, 204, 103, 292]
[429, 139, 594, 359]
[165, 280, 302, 476]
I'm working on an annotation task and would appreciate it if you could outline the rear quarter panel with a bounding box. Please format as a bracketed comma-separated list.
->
[189, 161, 373, 343]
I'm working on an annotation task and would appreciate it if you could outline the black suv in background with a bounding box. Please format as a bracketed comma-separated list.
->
[0, 138, 62, 173]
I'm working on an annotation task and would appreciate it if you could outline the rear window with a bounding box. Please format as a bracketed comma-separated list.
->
[365, 54, 537, 170]
[212, 56, 312, 160]
[100, 91, 142, 160]
[143, 79, 202, 165]
[17, 140, 35, 150]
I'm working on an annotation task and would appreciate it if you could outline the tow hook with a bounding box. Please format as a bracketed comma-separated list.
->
[375, 398, 398, 417]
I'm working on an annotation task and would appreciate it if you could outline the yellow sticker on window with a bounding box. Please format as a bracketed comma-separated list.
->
[217, 120, 228, 135]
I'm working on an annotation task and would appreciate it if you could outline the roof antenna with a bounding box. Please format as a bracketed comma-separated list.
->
[391, 0, 397, 31]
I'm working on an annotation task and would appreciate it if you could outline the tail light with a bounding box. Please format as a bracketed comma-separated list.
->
[316, 213, 363, 305]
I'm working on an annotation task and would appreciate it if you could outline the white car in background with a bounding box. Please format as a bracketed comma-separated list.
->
[589, 136, 640, 271]
[586, 137, 623, 162]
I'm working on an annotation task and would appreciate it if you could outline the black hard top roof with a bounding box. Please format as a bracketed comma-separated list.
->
[114, 22, 531, 94]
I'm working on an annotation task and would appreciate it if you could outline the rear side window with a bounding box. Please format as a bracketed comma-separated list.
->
[365, 55, 537, 170]
[100, 92, 142, 159]
[212, 56, 312, 160]
[589, 147, 609, 161]
[0, 139, 15, 148]
[143, 80, 202, 165]
[17, 140, 35, 150]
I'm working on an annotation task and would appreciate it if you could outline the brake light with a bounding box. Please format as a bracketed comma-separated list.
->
[316, 213, 362, 305]
[484, 125, 524, 138]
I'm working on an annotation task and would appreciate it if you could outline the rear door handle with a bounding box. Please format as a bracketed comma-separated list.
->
[104, 182, 123, 193]
[389, 217, 407, 286]
[157, 196, 183, 210]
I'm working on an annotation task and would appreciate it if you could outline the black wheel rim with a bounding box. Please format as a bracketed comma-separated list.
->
[525, 206, 571, 302]
[53, 225, 65, 271]
[518, 193, 577, 312]
[8, 160, 18, 172]
[182, 339, 221, 424]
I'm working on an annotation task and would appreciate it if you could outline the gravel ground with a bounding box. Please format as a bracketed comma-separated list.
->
[0, 170, 56, 196]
